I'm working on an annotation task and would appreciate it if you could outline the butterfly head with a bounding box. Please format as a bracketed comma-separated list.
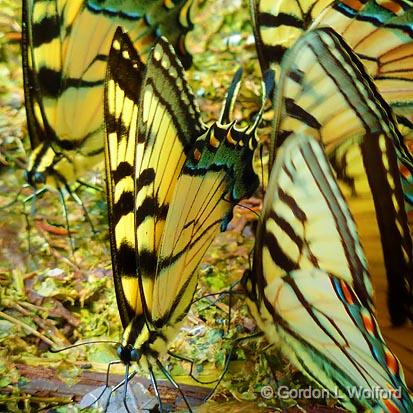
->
[25, 142, 76, 189]
[117, 343, 141, 366]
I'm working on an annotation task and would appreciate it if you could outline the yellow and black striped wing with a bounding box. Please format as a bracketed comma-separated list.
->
[251, 0, 413, 119]
[272, 28, 413, 328]
[251, 0, 413, 187]
[311, 0, 413, 125]
[151, 120, 261, 324]
[250, 0, 334, 76]
[244, 134, 413, 412]
[23, 0, 194, 188]
[104, 28, 203, 330]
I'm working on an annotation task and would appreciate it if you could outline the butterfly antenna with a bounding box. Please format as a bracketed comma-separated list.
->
[50, 339, 120, 353]
[156, 359, 193, 412]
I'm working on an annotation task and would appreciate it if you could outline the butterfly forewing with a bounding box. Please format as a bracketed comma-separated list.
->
[104, 28, 146, 328]
[105, 30, 264, 372]
[133, 37, 205, 322]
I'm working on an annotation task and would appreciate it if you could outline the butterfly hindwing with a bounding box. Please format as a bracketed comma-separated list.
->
[244, 133, 413, 412]
[250, 0, 335, 75]
[312, 0, 413, 123]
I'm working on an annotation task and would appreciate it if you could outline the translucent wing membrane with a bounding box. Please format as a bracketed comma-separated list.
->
[23, 0, 194, 189]
[244, 134, 413, 412]
[251, 0, 413, 118]
[243, 26, 413, 410]
[104, 28, 264, 387]
[312, 1, 413, 124]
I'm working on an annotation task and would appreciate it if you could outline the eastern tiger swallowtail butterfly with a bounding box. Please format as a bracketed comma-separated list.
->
[250, 0, 413, 203]
[104, 28, 266, 410]
[242, 27, 413, 411]
[22, 0, 194, 190]
[242, 132, 413, 412]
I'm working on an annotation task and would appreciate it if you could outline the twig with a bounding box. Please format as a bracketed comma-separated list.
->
[0, 310, 57, 347]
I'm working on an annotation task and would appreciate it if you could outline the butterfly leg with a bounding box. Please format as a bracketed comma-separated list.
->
[68, 185, 96, 234]
[58, 187, 75, 255]
[148, 364, 163, 412]
[156, 359, 192, 412]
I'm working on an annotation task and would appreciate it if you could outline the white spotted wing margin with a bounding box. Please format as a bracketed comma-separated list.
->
[243, 134, 413, 412]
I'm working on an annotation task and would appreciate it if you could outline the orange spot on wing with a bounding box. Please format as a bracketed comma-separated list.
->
[385, 349, 399, 376]
[362, 312, 375, 334]
[381, 1, 403, 15]
[340, 281, 354, 304]
[340, 0, 363, 11]
[193, 148, 201, 161]
[383, 398, 399, 413]
[399, 164, 411, 180]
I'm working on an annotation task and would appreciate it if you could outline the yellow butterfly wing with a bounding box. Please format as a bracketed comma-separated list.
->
[271, 28, 413, 329]
[105, 28, 203, 333]
[250, 0, 334, 76]
[312, 0, 413, 123]
[244, 133, 413, 412]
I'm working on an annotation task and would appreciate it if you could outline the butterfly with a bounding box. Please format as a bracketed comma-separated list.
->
[243, 132, 413, 412]
[242, 27, 413, 411]
[104, 27, 267, 410]
[250, 0, 413, 201]
[22, 0, 194, 190]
